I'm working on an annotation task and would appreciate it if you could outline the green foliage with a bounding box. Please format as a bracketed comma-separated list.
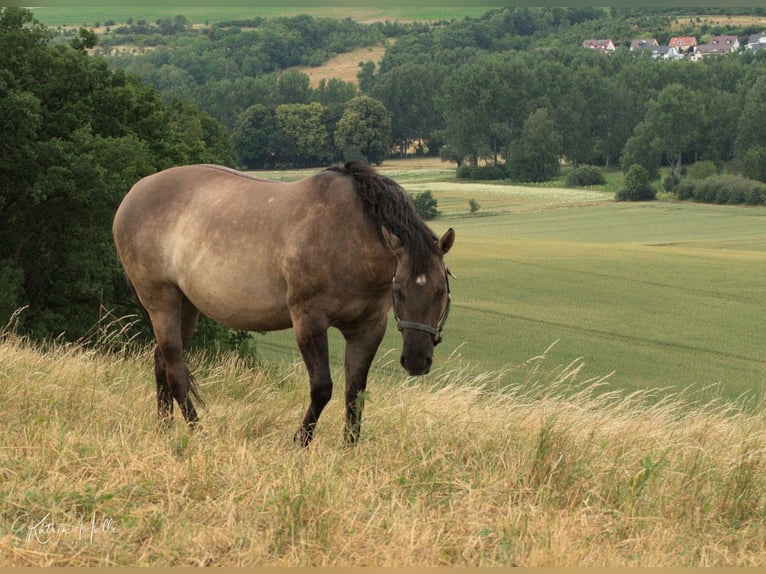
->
[411, 190, 439, 220]
[733, 76, 766, 183]
[565, 165, 606, 187]
[456, 164, 509, 180]
[0, 7, 234, 340]
[686, 160, 718, 180]
[683, 174, 766, 206]
[507, 108, 562, 183]
[616, 164, 656, 201]
[334, 95, 391, 165]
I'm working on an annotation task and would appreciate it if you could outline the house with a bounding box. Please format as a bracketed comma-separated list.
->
[630, 38, 658, 51]
[651, 45, 681, 60]
[669, 36, 697, 53]
[747, 33, 766, 51]
[708, 34, 740, 51]
[583, 39, 615, 53]
[693, 35, 741, 59]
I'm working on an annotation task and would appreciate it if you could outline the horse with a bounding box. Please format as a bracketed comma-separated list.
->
[112, 161, 455, 446]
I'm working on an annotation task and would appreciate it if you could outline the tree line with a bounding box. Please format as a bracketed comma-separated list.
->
[101, 7, 766, 184]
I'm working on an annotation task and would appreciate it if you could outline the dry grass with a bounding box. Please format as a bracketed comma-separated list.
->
[295, 45, 388, 87]
[0, 326, 764, 566]
[672, 15, 766, 30]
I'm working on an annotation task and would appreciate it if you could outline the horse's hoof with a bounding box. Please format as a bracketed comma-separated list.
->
[294, 428, 313, 448]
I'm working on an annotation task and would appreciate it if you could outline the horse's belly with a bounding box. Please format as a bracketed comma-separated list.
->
[179, 273, 292, 332]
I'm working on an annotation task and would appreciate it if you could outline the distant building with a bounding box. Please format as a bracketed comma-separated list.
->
[669, 36, 698, 53]
[709, 34, 740, 51]
[583, 39, 615, 53]
[747, 33, 766, 51]
[630, 38, 659, 51]
[651, 45, 681, 60]
[693, 35, 741, 59]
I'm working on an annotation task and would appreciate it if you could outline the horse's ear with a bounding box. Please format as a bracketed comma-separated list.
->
[382, 226, 405, 258]
[439, 228, 455, 255]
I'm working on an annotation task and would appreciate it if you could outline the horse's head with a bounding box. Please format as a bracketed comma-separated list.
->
[384, 227, 455, 376]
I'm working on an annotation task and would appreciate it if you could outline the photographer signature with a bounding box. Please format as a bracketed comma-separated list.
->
[11, 512, 119, 547]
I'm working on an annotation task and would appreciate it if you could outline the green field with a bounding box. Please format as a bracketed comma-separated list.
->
[251, 164, 766, 406]
[29, 6, 492, 28]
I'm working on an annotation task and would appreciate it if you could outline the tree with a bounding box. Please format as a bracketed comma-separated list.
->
[411, 190, 439, 220]
[617, 164, 656, 201]
[621, 120, 662, 181]
[640, 83, 705, 174]
[733, 76, 766, 183]
[232, 103, 278, 169]
[334, 95, 391, 165]
[0, 7, 233, 339]
[372, 62, 445, 157]
[275, 102, 330, 167]
[507, 108, 562, 182]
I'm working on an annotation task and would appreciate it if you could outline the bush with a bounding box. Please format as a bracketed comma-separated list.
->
[691, 174, 766, 206]
[565, 165, 606, 187]
[457, 164, 509, 181]
[616, 164, 656, 201]
[686, 160, 718, 180]
[675, 180, 696, 200]
[411, 190, 439, 220]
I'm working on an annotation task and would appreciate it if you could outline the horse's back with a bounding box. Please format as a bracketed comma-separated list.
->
[113, 164, 391, 331]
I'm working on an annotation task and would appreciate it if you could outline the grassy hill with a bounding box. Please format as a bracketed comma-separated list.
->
[0, 329, 763, 566]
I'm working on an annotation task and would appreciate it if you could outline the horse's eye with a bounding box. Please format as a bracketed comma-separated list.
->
[393, 287, 405, 302]
[434, 287, 446, 301]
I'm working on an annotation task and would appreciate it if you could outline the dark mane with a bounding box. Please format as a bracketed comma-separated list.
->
[324, 161, 438, 275]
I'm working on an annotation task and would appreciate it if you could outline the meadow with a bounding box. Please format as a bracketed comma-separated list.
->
[253, 160, 766, 407]
[1, 160, 765, 566]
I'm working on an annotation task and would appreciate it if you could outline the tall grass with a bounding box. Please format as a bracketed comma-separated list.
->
[0, 324, 764, 566]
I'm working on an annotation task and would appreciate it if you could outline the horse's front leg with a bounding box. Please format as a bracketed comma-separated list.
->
[341, 316, 387, 444]
[293, 312, 333, 447]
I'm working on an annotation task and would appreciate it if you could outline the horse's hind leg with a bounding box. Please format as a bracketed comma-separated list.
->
[154, 345, 173, 426]
[150, 290, 200, 428]
[153, 295, 200, 426]
[292, 312, 333, 447]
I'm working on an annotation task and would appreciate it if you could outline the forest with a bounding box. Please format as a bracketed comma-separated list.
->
[92, 6, 766, 183]
[4, 6, 766, 341]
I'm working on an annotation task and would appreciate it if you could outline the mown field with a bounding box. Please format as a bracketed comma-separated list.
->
[251, 160, 766, 407]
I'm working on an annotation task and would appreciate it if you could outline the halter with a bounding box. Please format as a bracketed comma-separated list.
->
[392, 272, 451, 346]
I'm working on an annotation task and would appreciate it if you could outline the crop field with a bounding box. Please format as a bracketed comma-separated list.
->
[251, 162, 766, 406]
[29, 6, 492, 28]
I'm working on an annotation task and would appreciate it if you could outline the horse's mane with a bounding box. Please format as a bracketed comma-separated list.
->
[324, 161, 438, 275]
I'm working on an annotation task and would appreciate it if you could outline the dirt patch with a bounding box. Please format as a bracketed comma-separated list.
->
[295, 45, 387, 87]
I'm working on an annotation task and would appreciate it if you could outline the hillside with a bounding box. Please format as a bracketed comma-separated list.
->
[0, 331, 763, 566]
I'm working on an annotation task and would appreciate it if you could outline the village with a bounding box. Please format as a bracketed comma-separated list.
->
[583, 32, 766, 59]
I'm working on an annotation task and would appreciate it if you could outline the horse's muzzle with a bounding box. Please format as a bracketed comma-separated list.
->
[400, 352, 432, 376]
